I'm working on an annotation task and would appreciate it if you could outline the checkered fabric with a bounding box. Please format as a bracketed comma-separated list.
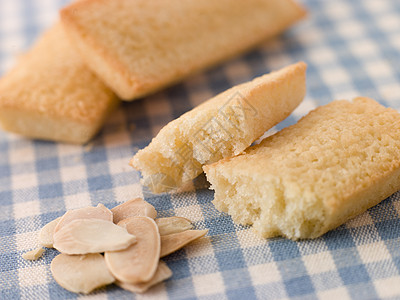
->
[1, 0, 400, 299]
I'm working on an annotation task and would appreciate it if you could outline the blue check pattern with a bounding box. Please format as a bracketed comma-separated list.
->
[1, 0, 400, 299]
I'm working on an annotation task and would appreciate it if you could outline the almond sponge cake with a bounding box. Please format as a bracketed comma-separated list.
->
[203, 97, 400, 240]
[60, 0, 306, 100]
[131, 62, 307, 193]
[0, 23, 118, 144]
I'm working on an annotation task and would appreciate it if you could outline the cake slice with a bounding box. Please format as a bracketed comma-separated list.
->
[203, 97, 400, 240]
[0, 23, 118, 144]
[60, 0, 306, 100]
[131, 62, 307, 193]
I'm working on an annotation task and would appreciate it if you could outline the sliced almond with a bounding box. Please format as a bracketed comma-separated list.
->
[54, 203, 113, 233]
[111, 198, 157, 223]
[105, 216, 160, 283]
[160, 230, 208, 258]
[155, 217, 193, 236]
[53, 219, 136, 255]
[51, 253, 115, 294]
[22, 247, 45, 261]
[39, 217, 61, 248]
[117, 261, 172, 293]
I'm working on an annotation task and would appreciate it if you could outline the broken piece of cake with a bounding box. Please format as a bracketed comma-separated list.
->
[131, 62, 307, 193]
[204, 97, 400, 240]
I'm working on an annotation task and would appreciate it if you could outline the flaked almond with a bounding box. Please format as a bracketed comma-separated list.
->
[117, 261, 172, 293]
[160, 230, 208, 257]
[39, 217, 61, 248]
[51, 253, 115, 294]
[22, 247, 45, 261]
[53, 219, 136, 255]
[54, 203, 113, 233]
[156, 217, 193, 236]
[111, 198, 157, 223]
[105, 216, 160, 283]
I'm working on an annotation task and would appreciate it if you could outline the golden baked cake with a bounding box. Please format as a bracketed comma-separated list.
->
[61, 0, 306, 100]
[0, 23, 118, 144]
[131, 62, 307, 193]
[204, 97, 400, 240]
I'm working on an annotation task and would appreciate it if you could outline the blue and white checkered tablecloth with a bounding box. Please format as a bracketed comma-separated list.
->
[1, 0, 400, 299]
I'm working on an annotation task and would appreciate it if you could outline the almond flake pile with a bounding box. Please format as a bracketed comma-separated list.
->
[23, 198, 208, 294]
